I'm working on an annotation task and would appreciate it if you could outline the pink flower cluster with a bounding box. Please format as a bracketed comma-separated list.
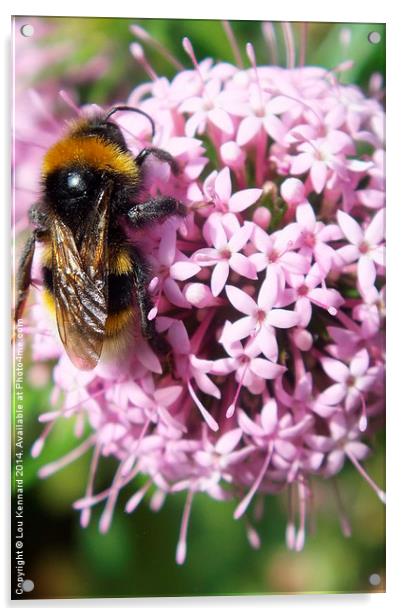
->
[18, 29, 385, 564]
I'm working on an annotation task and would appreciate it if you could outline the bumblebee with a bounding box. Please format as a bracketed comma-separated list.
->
[15, 106, 186, 370]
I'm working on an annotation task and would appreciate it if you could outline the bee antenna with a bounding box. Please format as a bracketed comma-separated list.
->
[104, 105, 155, 138]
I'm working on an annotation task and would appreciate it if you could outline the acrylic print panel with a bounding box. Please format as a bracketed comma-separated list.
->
[12, 16, 385, 600]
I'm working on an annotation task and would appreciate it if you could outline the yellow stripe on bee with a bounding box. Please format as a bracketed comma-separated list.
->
[42, 136, 139, 179]
[105, 308, 133, 337]
[109, 249, 133, 275]
[43, 288, 56, 315]
[43, 287, 132, 337]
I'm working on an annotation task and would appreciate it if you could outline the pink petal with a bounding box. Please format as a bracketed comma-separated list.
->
[170, 261, 201, 281]
[229, 253, 257, 279]
[211, 261, 230, 297]
[251, 358, 285, 380]
[257, 274, 278, 312]
[193, 248, 220, 266]
[321, 357, 349, 382]
[357, 256, 376, 292]
[266, 95, 294, 114]
[167, 321, 190, 354]
[229, 188, 262, 213]
[135, 338, 162, 374]
[249, 253, 268, 272]
[318, 383, 346, 405]
[154, 385, 183, 407]
[228, 222, 254, 252]
[226, 285, 257, 315]
[296, 201, 316, 231]
[295, 297, 312, 328]
[210, 218, 228, 250]
[164, 277, 191, 308]
[238, 410, 265, 437]
[337, 210, 363, 245]
[357, 189, 384, 209]
[212, 357, 238, 375]
[344, 441, 370, 460]
[263, 114, 286, 144]
[309, 288, 344, 311]
[208, 108, 234, 135]
[290, 152, 314, 174]
[345, 389, 360, 412]
[256, 326, 278, 362]
[280, 252, 310, 274]
[215, 428, 243, 454]
[275, 439, 297, 460]
[193, 371, 221, 399]
[350, 349, 369, 378]
[326, 450, 345, 475]
[179, 96, 203, 113]
[294, 372, 312, 400]
[185, 111, 205, 137]
[229, 316, 256, 341]
[215, 167, 232, 203]
[158, 226, 176, 266]
[266, 309, 299, 329]
[337, 244, 360, 265]
[252, 226, 272, 253]
[325, 130, 354, 154]
[371, 246, 385, 266]
[365, 208, 385, 245]
[261, 399, 278, 433]
[237, 116, 262, 146]
[310, 160, 327, 194]
[346, 159, 373, 172]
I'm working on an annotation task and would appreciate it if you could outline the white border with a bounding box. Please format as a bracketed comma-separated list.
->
[2, 0, 401, 614]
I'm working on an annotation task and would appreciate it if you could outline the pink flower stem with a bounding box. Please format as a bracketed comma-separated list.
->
[38, 435, 96, 478]
[346, 450, 385, 503]
[332, 477, 352, 537]
[226, 361, 249, 418]
[290, 337, 305, 382]
[295, 477, 307, 551]
[262, 22, 279, 65]
[286, 483, 296, 549]
[222, 21, 244, 68]
[255, 131, 268, 187]
[299, 23, 308, 66]
[74, 465, 140, 510]
[176, 489, 195, 564]
[99, 459, 127, 534]
[234, 443, 274, 519]
[281, 22, 296, 69]
[191, 308, 217, 355]
[335, 309, 362, 333]
[233, 166, 247, 190]
[80, 442, 101, 528]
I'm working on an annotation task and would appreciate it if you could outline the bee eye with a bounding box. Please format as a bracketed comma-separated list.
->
[66, 171, 87, 194]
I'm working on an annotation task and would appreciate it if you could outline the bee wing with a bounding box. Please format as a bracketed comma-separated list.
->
[51, 183, 111, 370]
[78, 180, 111, 309]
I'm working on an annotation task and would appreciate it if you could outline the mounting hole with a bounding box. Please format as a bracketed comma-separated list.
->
[369, 573, 381, 586]
[20, 24, 34, 37]
[22, 579, 34, 592]
[368, 31, 381, 45]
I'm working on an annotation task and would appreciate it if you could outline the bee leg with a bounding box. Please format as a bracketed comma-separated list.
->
[29, 202, 48, 227]
[127, 196, 186, 228]
[131, 247, 170, 356]
[135, 147, 180, 175]
[14, 224, 48, 325]
[14, 234, 36, 326]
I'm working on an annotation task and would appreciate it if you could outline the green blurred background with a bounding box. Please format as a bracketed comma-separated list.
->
[12, 17, 385, 599]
